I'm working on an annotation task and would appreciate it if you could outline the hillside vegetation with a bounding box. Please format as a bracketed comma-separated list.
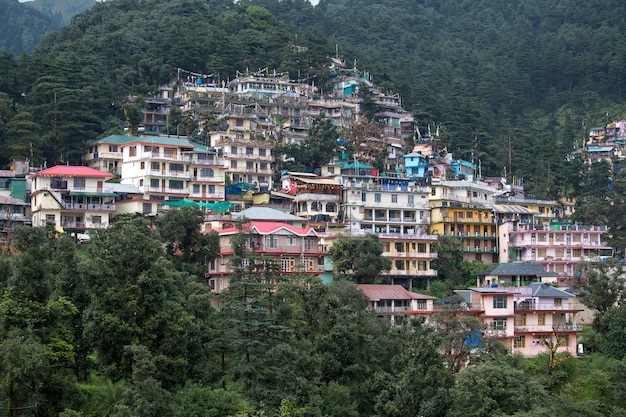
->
[0, 0, 625, 196]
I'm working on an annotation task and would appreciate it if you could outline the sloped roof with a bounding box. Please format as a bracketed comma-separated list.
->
[477, 262, 558, 277]
[30, 165, 114, 179]
[528, 282, 574, 298]
[219, 221, 321, 237]
[357, 284, 435, 301]
[0, 196, 27, 206]
[122, 136, 196, 148]
[234, 207, 306, 222]
[491, 204, 535, 214]
[90, 135, 133, 145]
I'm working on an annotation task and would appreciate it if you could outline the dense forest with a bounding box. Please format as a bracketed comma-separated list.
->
[1, 211, 625, 417]
[0, 0, 96, 54]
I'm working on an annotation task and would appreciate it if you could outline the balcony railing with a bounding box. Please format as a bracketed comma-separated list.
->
[374, 306, 432, 313]
[381, 269, 438, 276]
[148, 169, 190, 178]
[62, 203, 116, 212]
[514, 325, 582, 332]
[515, 302, 578, 311]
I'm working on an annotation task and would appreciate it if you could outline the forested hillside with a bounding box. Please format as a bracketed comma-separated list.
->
[1, 0, 625, 194]
[0, 0, 58, 54]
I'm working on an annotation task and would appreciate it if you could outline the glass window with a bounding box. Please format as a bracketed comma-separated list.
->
[493, 295, 507, 309]
[538, 313, 546, 326]
[408, 195, 414, 204]
[391, 194, 398, 203]
[361, 192, 367, 202]
[492, 318, 507, 330]
[193, 184, 200, 193]
[150, 179, 159, 188]
[514, 335, 525, 348]
[200, 168, 214, 178]
[171, 163, 184, 172]
[73, 177, 86, 189]
[129, 146, 137, 156]
[169, 180, 184, 190]
[375, 193, 381, 203]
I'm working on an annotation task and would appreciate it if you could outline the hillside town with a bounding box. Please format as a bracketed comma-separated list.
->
[0, 60, 620, 359]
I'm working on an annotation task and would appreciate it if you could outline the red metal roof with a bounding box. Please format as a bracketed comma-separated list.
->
[30, 165, 114, 178]
[219, 221, 322, 237]
[357, 284, 435, 301]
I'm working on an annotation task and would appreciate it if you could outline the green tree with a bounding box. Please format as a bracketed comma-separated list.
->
[328, 234, 391, 283]
[157, 206, 219, 276]
[448, 361, 548, 417]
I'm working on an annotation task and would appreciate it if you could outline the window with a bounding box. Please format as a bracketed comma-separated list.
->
[515, 314, 527, 326]
[267, 235, 277, 248]
[208, 185, 215, 194]
[326, 203, 337, 212]
[230, 146, 237, 154]
[169, 180, 184, 190]
[260, 162, 267, 170]
[150, 179, 159, 188]
[151, 162, 159, 171]
[538, 313, 546, 326]
[200, 168, 214, 178]
[73, 177, 86, 189]
[208, 279, 215, 290]
[109, 145, 118, 152]
[246, 147, 253, 156]
[311, 201, 322, 211]
[375, 193, 381, 203]
[408, 195, 414, 204]
[230, 160, 237, 169]
[259, 148, 266, 157]
[236, 119, 244, 127]
[140, 161, 145, 169]
[493, 295, 507, 309]
[492, 318, 507, 330]
[46, 214, 56, 222]
[129, 146, 137, 156]
[416, 300, 427, 310]
[417, 243, 426, 253]
[171, 163, 184, 173]
[246, 161, 254, 169]
[391, 194, 398, 203]
[287, 236, 296, 246]
[91, 215, 102, 225]
[192, 184, 200, 193]
[554, 298, 562, 307]
[327, 166, 334, 174]
[142, 203, 152, 214]
[281, 257, 295, 272]
[361, 192, 367, 202]
[514, 336, 526, 348]
[417, 261, 427, 270]
[558, 335, 569, 347]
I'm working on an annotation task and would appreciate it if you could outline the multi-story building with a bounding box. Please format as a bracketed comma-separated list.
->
[188, 144, 228, 203]
[211, 126, 274, 190]
[119, 136, 198, 213]
[512, 283, 583, 357]
[85, 135, 127, 175]
[357, 284, 436, 325]
[501, 222, 613, 286]
[29, 165, 116, 232]
[281, 173, 342, 224]
[429, 179, 500, 264]
[206, 221, 328, 294]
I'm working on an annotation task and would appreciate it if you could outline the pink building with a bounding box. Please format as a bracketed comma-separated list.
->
[206, 221, 328, 294]
[501, 222, 613, 286]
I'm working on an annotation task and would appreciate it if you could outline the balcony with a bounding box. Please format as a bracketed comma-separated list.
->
[374, 305, 432, 314]
[514, 302, 581, 311]
[382, 251, 438, 259]
[381, 269, 438, 277]
[148, 169, 190, 179]
[144, 186, 189, 195]
[62, 203, 116, 212]
[514, 325, 582, 332]
[138, 152, 191, 162]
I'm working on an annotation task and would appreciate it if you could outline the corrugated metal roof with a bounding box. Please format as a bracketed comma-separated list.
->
[528, 283, 574, 298]
[478, 262, 558, 277]
[30, 165, 114, 178]
[357, 284, 435, 301]
[491, 204, 535, 214]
